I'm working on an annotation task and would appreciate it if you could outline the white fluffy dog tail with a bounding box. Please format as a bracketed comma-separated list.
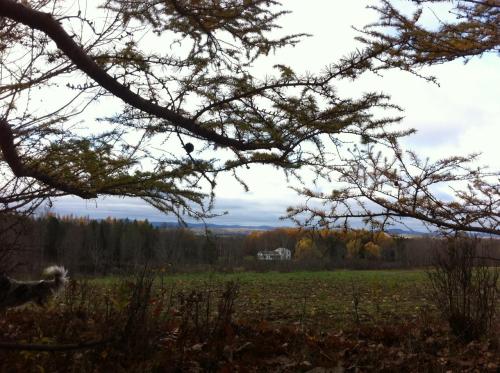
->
[43, 266, 69, 290]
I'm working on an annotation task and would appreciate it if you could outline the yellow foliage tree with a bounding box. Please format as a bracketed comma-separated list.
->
[363, 241, 381, 258]
[346, 238, 362, 259]
[294, 237, 323, 261]
[373, 231, 393, 248]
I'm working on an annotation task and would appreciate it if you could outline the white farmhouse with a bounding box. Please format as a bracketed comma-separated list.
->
[257, 247, 291, 261]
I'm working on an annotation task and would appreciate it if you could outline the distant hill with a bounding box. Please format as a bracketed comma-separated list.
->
[151, 221, 430, 236]
[385, 228, 426, 237]
[151, 221, 275, 230]
[150, 221, 279, 235]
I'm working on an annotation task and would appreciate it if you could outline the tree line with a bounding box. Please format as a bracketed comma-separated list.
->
[3, 214, 498, 275]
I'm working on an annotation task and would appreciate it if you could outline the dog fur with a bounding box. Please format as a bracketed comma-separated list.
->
[0, 266, 68, 310]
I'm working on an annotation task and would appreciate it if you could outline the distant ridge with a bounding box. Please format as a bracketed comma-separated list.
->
[150, 221, 429, 236]
[151, 221, 277, 230]
[385, 228, 424, 236]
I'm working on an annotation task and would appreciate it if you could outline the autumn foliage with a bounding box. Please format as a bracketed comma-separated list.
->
[243, 228, 397, 262]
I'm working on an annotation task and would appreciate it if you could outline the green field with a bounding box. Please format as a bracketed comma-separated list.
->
[96, 269, 433, 329]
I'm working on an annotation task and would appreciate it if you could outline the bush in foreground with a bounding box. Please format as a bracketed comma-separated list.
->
[428, 238, 499, 342]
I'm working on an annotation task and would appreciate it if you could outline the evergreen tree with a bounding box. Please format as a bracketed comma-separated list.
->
[43, 215, 64, 262]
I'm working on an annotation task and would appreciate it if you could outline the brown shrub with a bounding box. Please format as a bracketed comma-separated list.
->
[428, 237, 499, 342]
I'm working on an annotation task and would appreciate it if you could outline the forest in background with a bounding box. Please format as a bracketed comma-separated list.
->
[2, 214, 499, 275]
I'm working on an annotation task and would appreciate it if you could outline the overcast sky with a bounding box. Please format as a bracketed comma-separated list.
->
[50, 1, 500, 228]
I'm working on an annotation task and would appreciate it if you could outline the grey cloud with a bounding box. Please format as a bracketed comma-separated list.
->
[402, 124, 463, 149]
[48, 195, 430, 231]
[48, 195, 294, 227]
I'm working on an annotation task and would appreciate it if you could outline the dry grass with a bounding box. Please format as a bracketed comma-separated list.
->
[0, 269, 498, 372]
